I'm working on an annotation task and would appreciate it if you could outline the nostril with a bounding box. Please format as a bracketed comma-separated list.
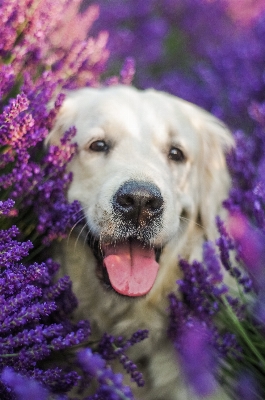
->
[145, 197, 163, 212]
[117, 194, 135, 208]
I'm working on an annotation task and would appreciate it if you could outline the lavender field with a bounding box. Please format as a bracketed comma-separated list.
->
[1, 0, 265, 399]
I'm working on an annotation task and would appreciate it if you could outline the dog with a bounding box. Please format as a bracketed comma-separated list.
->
[48, 85, 233, 400]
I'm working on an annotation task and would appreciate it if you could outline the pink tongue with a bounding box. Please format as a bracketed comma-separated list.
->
[103, 242, 159, 297]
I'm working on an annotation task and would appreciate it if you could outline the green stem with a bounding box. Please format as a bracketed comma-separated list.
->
[222, 296, 265, 368]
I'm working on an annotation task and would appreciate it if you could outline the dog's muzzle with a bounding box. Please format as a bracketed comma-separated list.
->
[93, 180, 164, 297]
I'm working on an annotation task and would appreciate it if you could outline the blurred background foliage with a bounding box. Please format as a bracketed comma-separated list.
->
[82, 0, 265, 131]
[2, 0, 265, 398]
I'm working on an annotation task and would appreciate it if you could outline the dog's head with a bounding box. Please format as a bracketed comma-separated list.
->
[47, 85, 233, 298]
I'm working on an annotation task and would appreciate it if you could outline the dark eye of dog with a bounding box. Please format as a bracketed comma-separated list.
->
[168, 147, 185, 162]
[89, 140, 109, 152]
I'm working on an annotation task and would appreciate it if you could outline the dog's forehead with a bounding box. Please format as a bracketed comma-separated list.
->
[68, 86, 200, 153]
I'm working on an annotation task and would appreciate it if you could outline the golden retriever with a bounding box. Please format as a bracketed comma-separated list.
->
[48, 85, 233, 400]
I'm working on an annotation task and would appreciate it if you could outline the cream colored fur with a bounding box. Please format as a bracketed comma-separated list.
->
[48, 85, 233, 400]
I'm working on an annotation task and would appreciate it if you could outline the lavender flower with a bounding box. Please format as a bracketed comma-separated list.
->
[228, 212, 265, 289]
[119, 57, 136, 85]
[178, 319, 218, 398]
[98, 330, 148, 387]
[234, 372, 261, 400]
[253, 290, 265, 326]
[228, 0, 265, 26]
[0, 200, 90, 398]
[1, 367, 49, 400]
[0, 200, 15, 216]
[78, 348, 134, 400]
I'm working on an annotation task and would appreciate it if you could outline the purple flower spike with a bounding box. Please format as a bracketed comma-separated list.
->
[228, 212, 265, 290]
[78, 348, 106, 376]
[120, 57, 136, 85]
[97, 330, 147, 387]
[203, 241, 223, 284]
[235, 372, 260, 400]
[1, 367, 49, 400]
[253, 290, 265, 326]
[78, 348, 135, 400]
[0, 200, 15, 215]
[179, 320, 218, 398]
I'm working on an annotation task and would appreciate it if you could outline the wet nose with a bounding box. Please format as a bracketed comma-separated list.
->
[113, 180, 164, 226]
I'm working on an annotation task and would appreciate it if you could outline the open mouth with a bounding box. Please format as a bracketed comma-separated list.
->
[90, 237, 162, 297]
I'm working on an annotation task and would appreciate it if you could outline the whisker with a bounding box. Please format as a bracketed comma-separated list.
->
[67, 214, 87, 243]
[179, 215, 205, 230]
[65, 204, 90, 226]
[70, 204, 93, 223]
[73, 222, 91, 251]
[84, 225, 93, 248]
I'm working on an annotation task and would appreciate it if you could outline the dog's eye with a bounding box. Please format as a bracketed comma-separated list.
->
[89, 140, 109, 152]
[168, 147, 185, 162]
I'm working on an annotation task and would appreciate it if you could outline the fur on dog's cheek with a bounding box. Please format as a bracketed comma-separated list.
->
[103, 241, 159, 296]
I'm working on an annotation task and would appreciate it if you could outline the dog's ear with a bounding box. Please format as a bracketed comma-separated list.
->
[193, 110, 234, 240]
[45, 95, 77, 146]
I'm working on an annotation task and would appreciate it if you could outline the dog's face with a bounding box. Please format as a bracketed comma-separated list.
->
[48, 86, 233, 298]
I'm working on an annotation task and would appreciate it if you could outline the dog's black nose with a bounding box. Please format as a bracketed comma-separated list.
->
[113, 180, 163, 225]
